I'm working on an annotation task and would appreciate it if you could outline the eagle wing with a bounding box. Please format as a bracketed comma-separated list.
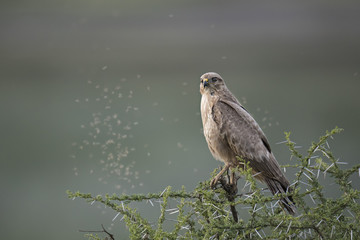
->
[212, 98, 286, 182]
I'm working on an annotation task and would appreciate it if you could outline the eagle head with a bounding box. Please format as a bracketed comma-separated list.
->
[200, 72, 225, 94]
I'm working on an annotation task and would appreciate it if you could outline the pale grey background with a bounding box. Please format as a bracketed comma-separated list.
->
[1, 1, 359, 239]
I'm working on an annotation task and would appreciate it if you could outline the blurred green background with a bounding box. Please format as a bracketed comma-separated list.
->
[1, 1, 359, 239]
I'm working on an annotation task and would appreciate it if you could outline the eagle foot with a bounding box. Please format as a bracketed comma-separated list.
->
[210, 165, 239, 195]
[210, 165, 230, 189]
[220, 170, 238, 196]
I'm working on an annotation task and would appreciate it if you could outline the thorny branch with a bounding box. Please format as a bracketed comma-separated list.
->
[68, 127, 360, 239]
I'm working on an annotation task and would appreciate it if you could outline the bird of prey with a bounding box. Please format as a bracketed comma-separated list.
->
[200, 72, 295, 214]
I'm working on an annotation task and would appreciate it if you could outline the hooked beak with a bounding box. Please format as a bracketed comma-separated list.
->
[203, 78, 209, 87]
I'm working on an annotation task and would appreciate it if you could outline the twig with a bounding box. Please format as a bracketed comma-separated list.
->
[79, 224, 115, 240]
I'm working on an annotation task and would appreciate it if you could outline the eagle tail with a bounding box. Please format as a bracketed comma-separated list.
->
[264, 178, 296, 215]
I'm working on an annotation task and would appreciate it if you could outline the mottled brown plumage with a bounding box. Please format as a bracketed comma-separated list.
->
[200, 72, 295, 214]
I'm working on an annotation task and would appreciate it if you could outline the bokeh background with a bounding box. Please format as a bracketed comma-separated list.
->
[1, 1, 360, 239]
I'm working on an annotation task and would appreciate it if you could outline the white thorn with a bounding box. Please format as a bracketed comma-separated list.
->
[213, 214, 224, 219]
[254, 206, 264, 213]
[165, 208, 178, 212]
[273, 200, 280, 208]
[304, 167, 314, 174]
[330, 225, 335, 238]
[316, 219, 323, 227]
[314, 146, 319, 152]
[169, 210, 179, 215]
[112, 212, 121, 221]
[181, 225, 190, 230]
[255, 229, 263, 239]
[290, 181, 298, 187]
[316, 169, 320, 179]
[159, 187, 167, 197]
[286, 221, 292, 233]
[326, 141, 330, 149]
[309, 194, 316, 204]
[336, 160, 348, 165]
[303, 172, 313, 181]
[274, 220, 283, 231]
[242, 180, 251, 191]
[321, 149, 330, 159]
[323, 163, 334, 178]
[299, 180, 311, 187]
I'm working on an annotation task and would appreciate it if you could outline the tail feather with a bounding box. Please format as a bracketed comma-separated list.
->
[265, 178, 296, 215]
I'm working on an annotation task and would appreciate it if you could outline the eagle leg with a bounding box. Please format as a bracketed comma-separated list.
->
[229, 170, 235, 185]
[210, 164, 230, 188]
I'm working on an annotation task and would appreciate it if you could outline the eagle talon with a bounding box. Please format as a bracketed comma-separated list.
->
[210, 164, 230, 189]
[210, 178, 218, 189]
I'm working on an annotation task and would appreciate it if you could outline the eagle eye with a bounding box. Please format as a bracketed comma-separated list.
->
[211, 77, 218, 82]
